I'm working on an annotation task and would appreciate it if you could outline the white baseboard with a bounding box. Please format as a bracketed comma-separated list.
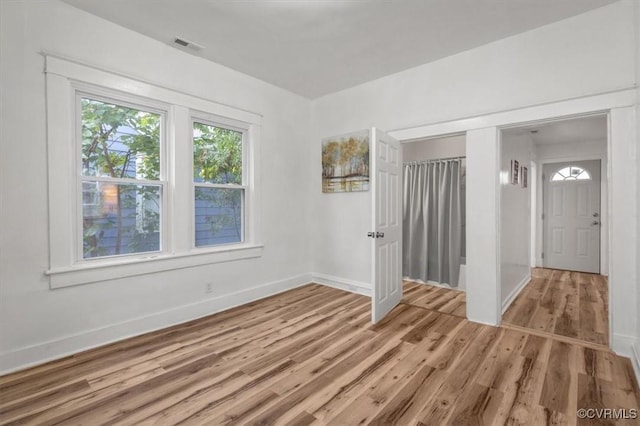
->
[311, 272, 371, 297]
[501, 274, 532, 314]
[612, 334, 640, 387]
[612, 333, 638, 358]
[632, 342, 640, 389]
[402, 277, 462, 291]
[0, 273, 312, 375]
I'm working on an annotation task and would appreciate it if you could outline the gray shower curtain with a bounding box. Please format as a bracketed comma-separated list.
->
[403, 159, 464, 287]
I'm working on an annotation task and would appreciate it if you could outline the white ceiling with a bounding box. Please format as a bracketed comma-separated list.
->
[62, 0, 616, 99]
[505, 115, 608, 145]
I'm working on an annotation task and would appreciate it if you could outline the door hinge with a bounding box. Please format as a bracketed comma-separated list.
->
[541, 213, 545, 220]
[541, 252, 544, 259]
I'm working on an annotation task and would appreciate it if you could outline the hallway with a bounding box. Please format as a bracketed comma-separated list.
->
[502, 268, 608, 347]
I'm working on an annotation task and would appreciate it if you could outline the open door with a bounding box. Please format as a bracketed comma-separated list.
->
[371, 128, 402, 323]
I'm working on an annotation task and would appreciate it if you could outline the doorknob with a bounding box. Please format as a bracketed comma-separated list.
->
[591, 221, 600, 226]
[376, 232, 384, 238]
[593, 213, 599, 218]
[367, 232, 375, 238]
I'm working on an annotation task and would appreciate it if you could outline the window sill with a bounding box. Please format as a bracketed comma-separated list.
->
[45, 244, 264, 289]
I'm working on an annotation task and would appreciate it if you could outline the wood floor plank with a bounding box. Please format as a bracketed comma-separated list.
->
[539, 340, 579, 416]
[413, 326, 501, 425]
[307, 341, 414, 422]
[445, 383, 504, 426]
[500, 335, 553, 425]
[503, 268, 610, 346]
[1, 275, 636, 426]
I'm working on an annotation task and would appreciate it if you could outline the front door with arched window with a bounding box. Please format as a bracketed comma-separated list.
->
[542, 160, 601, 273]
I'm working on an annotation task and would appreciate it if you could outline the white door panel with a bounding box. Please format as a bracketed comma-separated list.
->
[543, 160, 600, 273]
[371, 128, 402, 324]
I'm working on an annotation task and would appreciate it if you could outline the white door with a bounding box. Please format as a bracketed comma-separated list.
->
[371, 128, 402, 323]
[543, 160, 601, 273]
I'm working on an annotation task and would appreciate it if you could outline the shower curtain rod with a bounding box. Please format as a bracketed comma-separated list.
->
[403, 156, 466, 165]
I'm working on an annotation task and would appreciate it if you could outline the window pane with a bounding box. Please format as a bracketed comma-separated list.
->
[83, 181, 161, 259]
[551, 166, 591, 182]
[193, 122, 242, 184]
[195, 187, 243, 247]
[82, 98, 161, 180]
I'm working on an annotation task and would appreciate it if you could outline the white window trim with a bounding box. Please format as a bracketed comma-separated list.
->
[44, 53, 263, 289]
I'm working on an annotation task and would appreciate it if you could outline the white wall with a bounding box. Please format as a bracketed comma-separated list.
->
[635, 0, 640, 377]
[536, 140, 607, 161]
[0, 0, 312, 373]
[499, 132, 533, 310]
[311, 0, 636, 291]
[402, 134, 466, 162]
[312, 1, 635, 134]
[466, 128, 500, 324]
[310, 0, 638, 328]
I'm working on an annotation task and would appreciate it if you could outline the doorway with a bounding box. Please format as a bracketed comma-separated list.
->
[399, 133, 467, 318]
[500, 114, 609, 347]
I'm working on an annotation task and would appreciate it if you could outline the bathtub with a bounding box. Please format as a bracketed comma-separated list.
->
[458, 257, 467, 290]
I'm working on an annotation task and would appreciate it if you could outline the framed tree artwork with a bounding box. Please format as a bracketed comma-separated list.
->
[321, 130, 369, 193]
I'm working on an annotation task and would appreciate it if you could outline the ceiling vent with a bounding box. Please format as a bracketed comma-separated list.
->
[173, 37, 204, 52]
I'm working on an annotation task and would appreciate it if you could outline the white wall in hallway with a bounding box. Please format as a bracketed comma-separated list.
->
[499, 132, 533, 311]
[402, 134, 466, 162]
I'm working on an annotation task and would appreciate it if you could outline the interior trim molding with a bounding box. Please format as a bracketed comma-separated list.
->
[632, 342, 640, 390]
[390, 88, 635, 141]
[0, 273, 311, 375]
[612, 333, 638, 358]
[501, 274, 532, 314]
[311, 273, 372, 297]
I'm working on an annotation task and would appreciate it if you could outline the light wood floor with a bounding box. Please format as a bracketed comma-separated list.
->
[402, 280, 466, 318]
[2, 282, 637, 425]
[503, 268, 609, 347]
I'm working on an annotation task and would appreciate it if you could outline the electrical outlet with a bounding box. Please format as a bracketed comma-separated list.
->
[205, 282, 213, 294]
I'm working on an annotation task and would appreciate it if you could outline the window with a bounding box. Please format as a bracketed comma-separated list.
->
[551, 166, 591, 181]
[192, 120, 246, 247]
[44, 55, 262, 288]
[80, 97, 164, 259]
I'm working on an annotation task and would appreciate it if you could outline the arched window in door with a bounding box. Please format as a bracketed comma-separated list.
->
[551, 166, 591, 181]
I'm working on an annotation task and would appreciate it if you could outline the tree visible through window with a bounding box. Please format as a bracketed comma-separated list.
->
[551, 166, 591, 181]
[193, 121, 244, 247]
[81, 98, 162, 259]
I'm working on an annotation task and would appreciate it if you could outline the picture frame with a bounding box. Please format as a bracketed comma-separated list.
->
[510, 160, 519, 185]
[321, 130, 370, 193]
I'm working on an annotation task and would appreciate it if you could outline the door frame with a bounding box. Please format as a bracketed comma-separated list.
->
[389, 88, 636, 356]
[536, 155, 608, 275]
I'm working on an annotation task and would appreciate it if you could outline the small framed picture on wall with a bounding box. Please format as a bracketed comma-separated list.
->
[510, 160, 519, 185]
[521, 166, 528, 188]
